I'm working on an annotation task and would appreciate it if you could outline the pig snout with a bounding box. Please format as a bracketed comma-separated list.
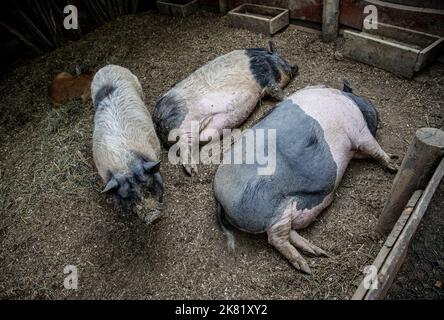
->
[103, 160, 163, 214]
[278, 58, 298, 80]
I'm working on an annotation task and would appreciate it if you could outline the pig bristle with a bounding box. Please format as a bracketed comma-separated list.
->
[153, 92, 188, 146]
[93, 84, 116, 109]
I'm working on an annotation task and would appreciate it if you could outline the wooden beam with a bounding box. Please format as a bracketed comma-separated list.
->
[322, 0, 340, 42]
[219, 0, 227, 14]
[377, 128, 444, 235]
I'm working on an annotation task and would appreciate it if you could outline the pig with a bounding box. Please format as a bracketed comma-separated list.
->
[91, 65, 163, 220]
[153, 41, 298, 175]
[214, 82, 398, 274]
[48, 66, 95, 106]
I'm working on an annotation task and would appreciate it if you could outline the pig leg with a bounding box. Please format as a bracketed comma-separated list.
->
[291, 193, 335, 230]
[353, 151, 370, 159]
[286, 194, 333, 257]
[267, 210, 312, 274]
[177, 135, 199, 176]
[356, 132, 399, 173]
[199, 114, 221, 144]
[261, 82, 285, 101]
[180, 116, 218, 175]
[182, 151, 199, 176]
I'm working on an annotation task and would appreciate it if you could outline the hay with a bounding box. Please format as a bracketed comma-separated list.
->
[0, 9, 443, 299]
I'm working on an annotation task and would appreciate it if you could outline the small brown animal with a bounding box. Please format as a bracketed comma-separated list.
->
[48, 66, 96, 106]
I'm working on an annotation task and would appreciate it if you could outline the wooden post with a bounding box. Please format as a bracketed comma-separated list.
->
[219, 0, 228, 14]
[376, 128, 444, 235]
[322, 0, 340, 42]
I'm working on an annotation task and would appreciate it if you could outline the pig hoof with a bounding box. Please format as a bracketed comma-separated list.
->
[300, 262, 312, 275]
[386, 163, 399, 173]
[290, 255, 312, 275]
[290, 231, 329, 257]
[183, 164, 198, 176]
[384, 158, 399, 173]
[287, 251, 312, 274]
[268, 237, 313, 274]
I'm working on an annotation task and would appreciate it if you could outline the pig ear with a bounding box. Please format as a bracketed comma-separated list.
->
[143, 160, 161, 173]
[266, 40, 276, 54]
[102, 177, 118, 193]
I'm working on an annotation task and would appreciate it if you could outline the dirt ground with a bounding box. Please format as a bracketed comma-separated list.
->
[0, 10, 443, 300]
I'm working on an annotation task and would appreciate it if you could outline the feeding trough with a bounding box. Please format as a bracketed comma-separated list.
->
[156, 0, 198, 18]
[343, 22, 444, 78]
[228, 4, 289, 35]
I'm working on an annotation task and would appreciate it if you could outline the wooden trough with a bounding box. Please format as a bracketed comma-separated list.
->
[228, 4, 289, 35]
[353, 128, 444, 300]
[156, 0, 198, 18]
[343, 22, 444, 78]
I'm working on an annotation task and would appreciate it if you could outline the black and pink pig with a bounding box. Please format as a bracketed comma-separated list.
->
[153, 41, 298, 175]
[214, 82, 398, 274]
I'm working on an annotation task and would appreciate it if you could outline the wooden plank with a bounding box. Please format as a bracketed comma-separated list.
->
[366, 158, 444, 300]
[351, 190, 423, 300]
[384, 0, 444, 9]
[339, 0, 366, 30]
[364, 21, 440, 48]
[415, 37, 444, 72]
[219, 0, 228, 14]
[339, 0, 444, 36]
[157, 0, 199, 17]
[288, 0, 322, 22]
[270, 11, 290, 35]
[365, 0, 444, 37]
